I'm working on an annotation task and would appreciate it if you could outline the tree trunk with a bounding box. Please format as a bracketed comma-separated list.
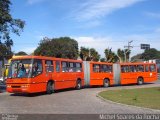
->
[2, 57, 5, 80]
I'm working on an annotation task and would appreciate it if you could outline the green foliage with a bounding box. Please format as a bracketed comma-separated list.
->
[131, 53, 142, 62]
[100, 58, 106, 62]
[99, 87, 160, 110]
[34, 37, 79, 59]
[104, 48, 118, 63]
[79, 47, 100, 61]
[117, 49, 130, 62]
[0, 0, 25, 42]
[141, 48, 160, 60]
[0, 43, 7, 60]
[15, 51, 28, 56]
[117, 49, 125, 62]
[0, 0, 25, 62]
[0, 39, 13, 61]
[131, 48, 160, 61]
[79, 47, 89, 61]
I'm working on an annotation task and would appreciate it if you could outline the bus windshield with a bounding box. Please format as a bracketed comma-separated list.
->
[8, 59, 42, 78]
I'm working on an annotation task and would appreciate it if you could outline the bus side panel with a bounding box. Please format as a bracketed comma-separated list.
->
[90, 73, 103, 85]
[53, 72, 70, 90]
[143, 72, 158, 83]
[121, 72, 141, 85]
[30, 73, 48, 93]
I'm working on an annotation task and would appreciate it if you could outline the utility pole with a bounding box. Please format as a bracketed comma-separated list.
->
[124, 40, 133, 62]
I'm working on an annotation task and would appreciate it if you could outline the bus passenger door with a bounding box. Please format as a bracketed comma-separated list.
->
[45, 60, 54, 80]
[129, 65, 138, 84]
[148, 64, 157, 82]
[54, 61, 65, 89]
[144, 64, 150, 82]
[121, 65, 130, 85]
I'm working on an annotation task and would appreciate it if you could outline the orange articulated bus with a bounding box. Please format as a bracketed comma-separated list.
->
[6, 56, 84, 94]
[6, 56, 158, 94]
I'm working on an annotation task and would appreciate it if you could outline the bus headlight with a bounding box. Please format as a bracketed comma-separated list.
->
[7, 85, 11, 88]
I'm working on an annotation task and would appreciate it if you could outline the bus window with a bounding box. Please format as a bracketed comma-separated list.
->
[137, 65, 144, 72]
[62, 62, 68, 72]
[45, 60, 54, 72]
[101, 65, 107, 72]
[145, 65, 149, 72]
[8, 59, 36, 78]
[150, 64, 156, 72]
[75, 63, 82, 72]
[121, 65, 129, 73]
[31, 60, 43, 77]
[93, 64, 100, 72]
[69, 62, 74, 72]
[129, 65, 136, 72]
[56, 61, 60, 72]
[108, 65, 112, 72]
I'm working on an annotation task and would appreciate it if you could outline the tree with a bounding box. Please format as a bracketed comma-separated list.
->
[104, 48, 118, 63]
[0, 0, 25, 42]
[100, 58, 106, 62]
[131, 53, 142, 62]
[0, 0, 25, 66]
[34, 37, 79, 59]
[15, 51, 28, 56]
[79, 47, 100, 61]
[117, 49, 125, 63]
[141, 48, 160, 60]
[0, 43, 7, 60]
[117, 49, 131, 63]
[124, 49, 131, 62]
[79, 47, 90, 61]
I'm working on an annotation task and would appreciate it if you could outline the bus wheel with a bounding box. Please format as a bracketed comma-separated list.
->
[76, 80, 81, 90]
[137, 77, 143, 85]
[103, 79, 110, 88]
[46, 81, 54, 94]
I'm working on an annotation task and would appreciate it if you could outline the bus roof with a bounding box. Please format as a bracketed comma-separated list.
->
[120, 62, 156, 65]
[11, 55, 83, 62]
[90, 61, 113, 65]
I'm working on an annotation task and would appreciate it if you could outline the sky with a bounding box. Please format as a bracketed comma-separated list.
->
[10, 0, 160, 58]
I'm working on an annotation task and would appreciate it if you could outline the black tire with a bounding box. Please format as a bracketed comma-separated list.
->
[46, 81, 54, 94]
[137, 77, 144, 85]
[76, 80, 81, 90]
[103, 79, 110, 88]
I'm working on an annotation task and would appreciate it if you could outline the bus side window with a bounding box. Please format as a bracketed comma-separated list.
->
[150, 64, 156, 72]
[62, 61, 68, 72]
[76, 63, 82, 72]
[145, 65, 149, 72]
[32, 60, 43, 77]
[137, 65, 144, 72]
[129, 65, 136, 72]
[121, 66, 125, 73]
[101, 65, 106, 72]
[121, 65, 129, 73]
[93, 64, 100, 72]
[45, 60, 54, 72]
[108, 65, 112, 73]
[69, 62, 74, 72]
[56, 61, 60, 72]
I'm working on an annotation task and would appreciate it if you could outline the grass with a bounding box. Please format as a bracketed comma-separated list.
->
[99, 87, 160, 110]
